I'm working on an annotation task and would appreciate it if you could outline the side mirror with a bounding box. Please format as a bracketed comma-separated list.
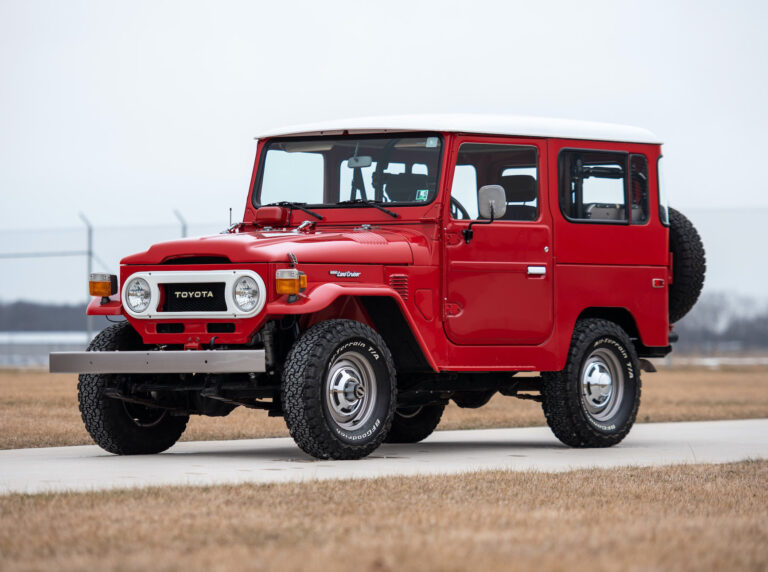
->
[478, 185, 507, 219]
[348, 155, 373, 169]
[462, 185, 507, 244]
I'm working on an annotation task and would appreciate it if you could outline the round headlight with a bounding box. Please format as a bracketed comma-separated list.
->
[233, 276, 260, 312]
[125, 277, 151, 313]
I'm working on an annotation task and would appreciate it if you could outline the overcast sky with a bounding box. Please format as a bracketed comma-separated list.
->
[1, 0, 767, 303]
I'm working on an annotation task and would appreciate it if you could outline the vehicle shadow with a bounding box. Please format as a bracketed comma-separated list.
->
[159, 438, 569, 461]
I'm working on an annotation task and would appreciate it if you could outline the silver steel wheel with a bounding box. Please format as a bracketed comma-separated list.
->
[580, 347, 625, 422]
[325, 351, 377, 430]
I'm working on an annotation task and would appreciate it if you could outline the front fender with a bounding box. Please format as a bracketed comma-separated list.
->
[267, 283, 438, 371]
[86, 294, 123, 316]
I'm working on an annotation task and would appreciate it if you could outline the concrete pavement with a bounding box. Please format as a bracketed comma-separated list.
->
[1, 419, 766, 495]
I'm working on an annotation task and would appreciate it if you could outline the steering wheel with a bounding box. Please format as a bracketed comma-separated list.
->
[450, 197, 471, 219]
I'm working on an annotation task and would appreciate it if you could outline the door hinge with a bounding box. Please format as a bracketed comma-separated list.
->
[445, 232, 462, 246]
[444, 301, 462, 318]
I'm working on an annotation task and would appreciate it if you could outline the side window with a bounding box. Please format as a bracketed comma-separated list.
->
[657, 155, 669, 226]
[559, 150, 628, 223]
[629, 154, 649, 224]
[450, 143, 538, 221]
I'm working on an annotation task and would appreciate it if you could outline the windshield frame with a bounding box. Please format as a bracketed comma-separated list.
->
[250, 131, 445, 211]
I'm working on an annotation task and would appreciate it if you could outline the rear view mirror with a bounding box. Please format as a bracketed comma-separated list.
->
[462, 185, 507, 244]
[348, 155, 373, 169]
[478, 185, 507, 219]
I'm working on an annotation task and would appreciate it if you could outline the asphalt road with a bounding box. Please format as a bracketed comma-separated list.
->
[1, 419, 766, 495]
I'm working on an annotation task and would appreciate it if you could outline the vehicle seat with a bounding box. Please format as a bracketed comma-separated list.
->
[382, 173, 431, 202]
[499, 175, 537, 220]
[586, 204, 623, 220]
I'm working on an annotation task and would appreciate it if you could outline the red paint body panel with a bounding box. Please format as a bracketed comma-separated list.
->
[99, 129, 669, 373]
[121, 229, 416, 266]
[87, 295, 122, 315]
[555, 264, 669, 348]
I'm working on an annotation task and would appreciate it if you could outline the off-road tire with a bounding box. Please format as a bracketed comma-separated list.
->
[385, 404, 445, 443]
[541, 319, 641, 448]
[282, 319, 397, 460]
[78, 322, 189, 455]
[668, 207, 706, 323]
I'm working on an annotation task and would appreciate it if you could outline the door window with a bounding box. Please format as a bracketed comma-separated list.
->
[450, 143, 539, 221]
[450, 165, 478, 219]
[629, 154, 650, 224]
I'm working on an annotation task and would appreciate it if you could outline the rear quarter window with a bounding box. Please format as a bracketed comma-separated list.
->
[559, 149, 629, 224]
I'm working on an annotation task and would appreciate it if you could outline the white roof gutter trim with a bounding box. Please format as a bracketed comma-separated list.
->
[254, 114, 662, 144]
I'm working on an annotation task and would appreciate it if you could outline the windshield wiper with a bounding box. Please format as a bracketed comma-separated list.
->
[267, 202, 324, 220]
[336, 199, 399, 218]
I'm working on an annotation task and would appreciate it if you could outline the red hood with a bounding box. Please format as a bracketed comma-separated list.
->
[121, 228, 414, 265]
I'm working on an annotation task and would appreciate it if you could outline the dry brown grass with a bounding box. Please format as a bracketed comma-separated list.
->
[1, 367, 767, 450]
[0, 461, 766, 571]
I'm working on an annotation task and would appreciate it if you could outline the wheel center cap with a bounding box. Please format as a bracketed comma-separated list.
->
[336, 369, 364, 405]
[593, 372, 612, 397]
[343, 379, 363, 402]
[584, 363, 613, 405]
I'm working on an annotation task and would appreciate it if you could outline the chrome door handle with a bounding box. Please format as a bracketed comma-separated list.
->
[527, 265, 546, 276]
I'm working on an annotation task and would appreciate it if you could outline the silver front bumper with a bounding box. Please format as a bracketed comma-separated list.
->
[49, 349, 266, 374]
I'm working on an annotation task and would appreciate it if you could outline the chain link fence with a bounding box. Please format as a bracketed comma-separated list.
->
[0, 218, 223, 366]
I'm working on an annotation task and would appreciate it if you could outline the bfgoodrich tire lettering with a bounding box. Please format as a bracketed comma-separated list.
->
[282, 319, 396, 460]
[78, 322, 189, 455]
[541, 319, 641, 448]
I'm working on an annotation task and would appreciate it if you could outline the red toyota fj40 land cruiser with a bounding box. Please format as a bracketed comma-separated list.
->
[51, 115, 705, 460]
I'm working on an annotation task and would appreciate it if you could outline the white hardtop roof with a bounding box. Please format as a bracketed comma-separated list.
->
[255, 114, 661, 144]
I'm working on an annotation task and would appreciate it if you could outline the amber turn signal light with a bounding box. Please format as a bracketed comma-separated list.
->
[275, 269, 307, 295]
[89, 273, 118, 297]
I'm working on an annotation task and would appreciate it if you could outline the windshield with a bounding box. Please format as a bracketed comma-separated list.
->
[254, 133, 443, 208]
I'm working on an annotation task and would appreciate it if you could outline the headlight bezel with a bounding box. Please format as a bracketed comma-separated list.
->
[120, 270, 267, 319]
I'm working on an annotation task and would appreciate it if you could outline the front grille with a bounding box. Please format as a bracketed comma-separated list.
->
[162, 283, 227, 312]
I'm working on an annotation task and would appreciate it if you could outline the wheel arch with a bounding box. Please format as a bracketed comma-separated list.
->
[287, 285, 438, 373]
[358, 296, 435, 374]
[576, 307, 640, 340]
[575, 307, 665, 358]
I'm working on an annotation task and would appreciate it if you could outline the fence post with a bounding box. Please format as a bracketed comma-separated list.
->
[79, 213, 93, 343]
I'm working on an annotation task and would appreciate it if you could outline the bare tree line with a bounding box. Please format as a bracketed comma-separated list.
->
[674, 292, 768, 352]
[2, 294, 766, 354]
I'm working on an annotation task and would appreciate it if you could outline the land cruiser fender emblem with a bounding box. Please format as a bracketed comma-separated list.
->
[329, 270, 361, 278]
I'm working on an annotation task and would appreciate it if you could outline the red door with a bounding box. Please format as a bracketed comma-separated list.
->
[443, 136, 553, 345]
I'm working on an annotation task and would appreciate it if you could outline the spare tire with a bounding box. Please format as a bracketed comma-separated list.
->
[668, 207, 706, 323]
